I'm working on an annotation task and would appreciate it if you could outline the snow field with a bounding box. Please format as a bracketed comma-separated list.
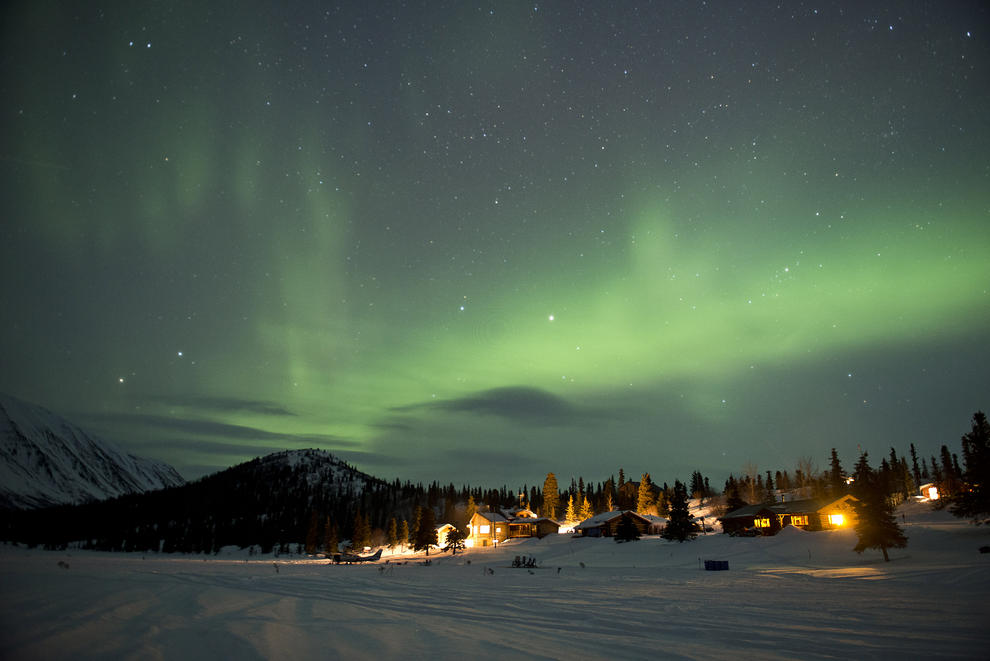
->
[1, 502, 987, 660]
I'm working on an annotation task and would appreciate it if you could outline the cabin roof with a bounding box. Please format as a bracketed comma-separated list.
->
[719, 495, 858, 520]
[575, 510, 651, 530]
[474, 512, 508, 523]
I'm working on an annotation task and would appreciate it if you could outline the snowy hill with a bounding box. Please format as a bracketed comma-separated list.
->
[2, 447, 396, 552]
[0, 393, 184, 509]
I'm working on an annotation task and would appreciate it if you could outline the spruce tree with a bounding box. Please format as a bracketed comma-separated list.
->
[851, 463, 908, 562]
[852, 452, 872, 490]
[614, 514, 641, 542]
[950, 411, 990, 524]
[386, 517, 398, 549]
[637, 473, 656, 514]
[398, 519, 410, 550]
[352, 509, 372, 549]
[409, 507, 421, 548]
[542, 473, 560, 520]
[725, 476, 746, 512]
[465, 494, 477, 523]
[414, 507, 438, 555]
[578, 495, 594, 520]
[565, 494, 577, 522]
[443, 526, 466, 554]
[909, 443, 923, 488]
[662, 480, 698, 542]
[305, 511, 320, 555]
[323, 519, 339, 555]
[829, 448, 846, 492]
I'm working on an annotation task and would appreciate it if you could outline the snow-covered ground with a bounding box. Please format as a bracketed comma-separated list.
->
[1, 502, 987, 660]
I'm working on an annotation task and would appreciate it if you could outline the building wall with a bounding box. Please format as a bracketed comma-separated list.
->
[468, 513, 508, 546]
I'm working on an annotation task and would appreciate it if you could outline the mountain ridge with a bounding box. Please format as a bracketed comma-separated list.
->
[0, 392, 184, 509]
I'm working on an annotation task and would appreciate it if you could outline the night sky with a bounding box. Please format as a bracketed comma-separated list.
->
[2, 2, 988, 487]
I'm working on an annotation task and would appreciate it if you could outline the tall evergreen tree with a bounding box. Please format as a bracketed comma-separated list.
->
[386, 517, 398, 549]
[398, 519, 410, 551]
[851, 452, 872, 493]
[542, 473, 560, 520]
[829, 448, 846, 492]
[414, 506, 438, 554]
[940, 444, 961, 497]
[724, 476, 746, 512]
[614, 514, 641, 542]
[578, 495, 594, 520]
[690, 471, 704, 498]
[305, 511, 321, 554]
[408, 507, 422, 547]
[323, 517, 338, 555]
[950, 411, 990, 524]
[443, 526, 466, 555]
[851, 463, 908, 562]
[637, 473, 655, 514]
[909, 443, 923, 488]
[465, 494, 477, 523]
[564, 494, 577, 522]
[763, 471, 776, 503]
[658, 483, 671, 516]
[662, 480, 698, 542]
[352, 509, 372, 549]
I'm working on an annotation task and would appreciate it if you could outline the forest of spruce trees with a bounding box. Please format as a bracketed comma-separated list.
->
[3, 412, 987, 555]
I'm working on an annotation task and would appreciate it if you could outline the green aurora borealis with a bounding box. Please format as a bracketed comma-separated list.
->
[2, 2, 989, 485]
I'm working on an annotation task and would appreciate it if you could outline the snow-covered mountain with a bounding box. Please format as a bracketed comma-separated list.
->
[0, 393, 184, 509]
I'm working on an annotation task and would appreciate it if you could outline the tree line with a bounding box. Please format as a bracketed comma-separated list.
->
[3, 412, 987, 556]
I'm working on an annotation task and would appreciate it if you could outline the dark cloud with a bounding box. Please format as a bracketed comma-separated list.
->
[145, 395, 296, 417]
[82, 413, 358, 448]
[395, 386, 611, 426]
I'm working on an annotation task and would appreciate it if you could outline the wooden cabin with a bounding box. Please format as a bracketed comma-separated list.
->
[466, 510, 560, 547]
[574, 510, 654, 537]
[467, 512, 509, 547]
[719, 495, 858, 535]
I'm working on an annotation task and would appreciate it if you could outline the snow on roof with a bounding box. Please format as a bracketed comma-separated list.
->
[720, 496, 855, 520]
[640, 514, 668, 525]
[574, 510, 652, 530]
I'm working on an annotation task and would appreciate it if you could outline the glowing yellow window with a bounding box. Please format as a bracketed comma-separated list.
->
[790, 515, 809, 526]
[828, 514, 844, 526]
[754, 517, 771, 528]
[480, 524, 490, 534]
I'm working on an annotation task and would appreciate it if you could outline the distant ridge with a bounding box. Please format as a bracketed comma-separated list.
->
[0, 393, 184, 509]
[2, 446, 405, 553]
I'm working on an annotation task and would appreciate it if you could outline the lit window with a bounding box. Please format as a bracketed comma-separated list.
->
[791, 515, 809, 526]
[828, 514, 844, 526]
[927, 486, 939, 500]
[754, 517, 770, 528]
[496, 526, 503, 533]
[480, 525, 490, 534]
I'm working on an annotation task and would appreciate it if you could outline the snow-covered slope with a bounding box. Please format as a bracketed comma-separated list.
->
[0, 393, 183, 509]
[1, 502, 987, 659]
